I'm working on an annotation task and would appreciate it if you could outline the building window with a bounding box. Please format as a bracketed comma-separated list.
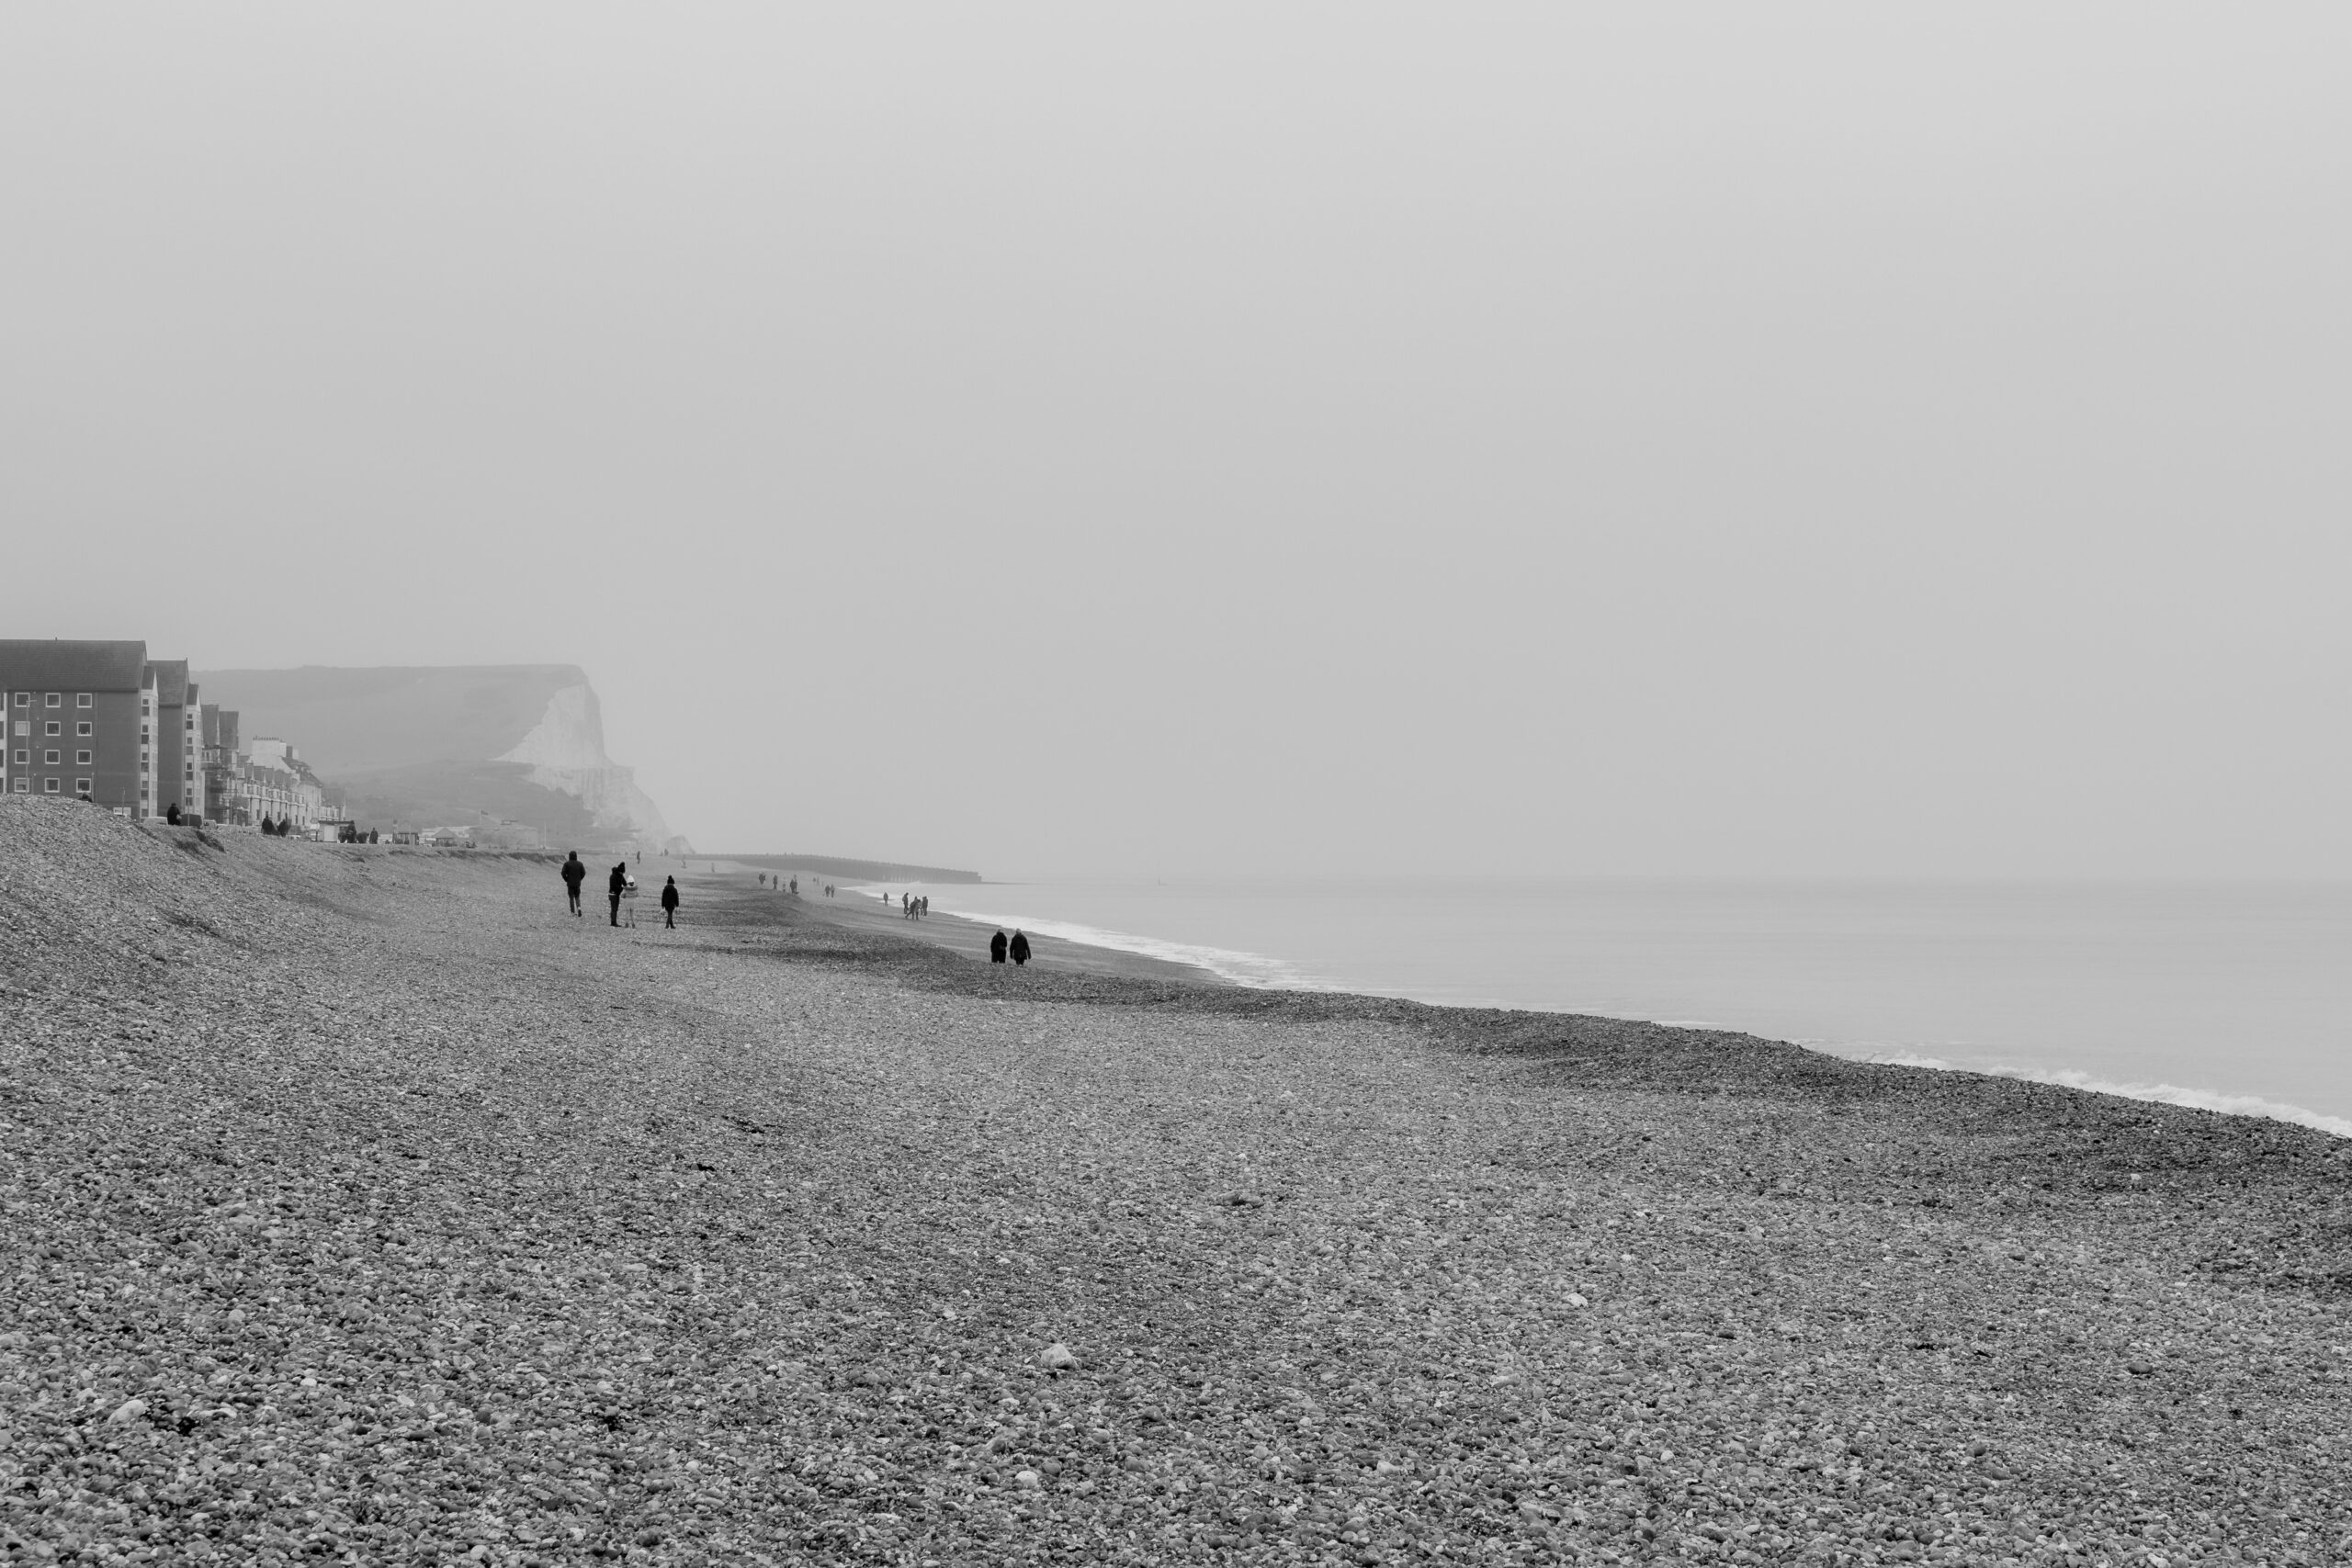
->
[77, 694, 92, 708]
[45, 694, 61, 707]
[76, 750, 91, 765]
[43, 778, 59, 794]
[44, 721, 60, 737]
[11, 693, 25, 706]
[76, 721, 91, 737]
[43, 750, 60, 765]
[10, 750, 22, 766]
[75, 779, 91, 795]
[10, 779, 24, 794]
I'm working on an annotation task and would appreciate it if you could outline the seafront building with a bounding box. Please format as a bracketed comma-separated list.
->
[0, 638, 345, 830]
[149, 659, 204, 821]
[225, 750, 314, 830]
[0, 638, 160, 811]
[226, 738, 342, 832]
[199, 704, 237, 817]
[5, 638, 552, 844]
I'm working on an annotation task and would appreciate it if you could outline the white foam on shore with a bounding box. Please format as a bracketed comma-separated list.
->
[1847, 1049, 2352, 1139]
[851, 886, 1334, 990]
[935, 908, 1336, 990]
[857, 883, 2352, 1137]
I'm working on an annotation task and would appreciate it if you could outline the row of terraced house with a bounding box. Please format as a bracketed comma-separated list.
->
[0, 638, 345, 832]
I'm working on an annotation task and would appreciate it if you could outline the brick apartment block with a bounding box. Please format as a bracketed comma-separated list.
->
[0, 638, 166, 814]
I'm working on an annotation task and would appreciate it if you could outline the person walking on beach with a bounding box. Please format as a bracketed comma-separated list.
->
[607, 861, 627, 926]
[989, 930, 1009, 964]
[1009, 930, 1031, 966]
[561, 851, 587, 917]
[661, 875, 681, 929]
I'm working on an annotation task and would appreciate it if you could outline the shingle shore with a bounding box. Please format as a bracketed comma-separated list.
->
[1, 798, 2346, 1568]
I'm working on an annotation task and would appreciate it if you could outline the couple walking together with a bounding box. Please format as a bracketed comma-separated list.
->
[560, 851, 679, 929]
[989, 928, 1031, 965]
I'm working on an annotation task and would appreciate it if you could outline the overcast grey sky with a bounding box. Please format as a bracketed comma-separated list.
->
[5, 6, 2347, 877]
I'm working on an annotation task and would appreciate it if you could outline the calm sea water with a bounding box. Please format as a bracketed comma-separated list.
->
[854, 877, 2352, 1135]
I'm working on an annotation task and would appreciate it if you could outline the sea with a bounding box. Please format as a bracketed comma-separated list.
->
[848, 876, 2352, 1136]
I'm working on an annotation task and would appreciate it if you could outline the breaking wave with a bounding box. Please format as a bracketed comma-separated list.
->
[849, 889, 1334, 990]
[1848, 1049, 2352, 1139]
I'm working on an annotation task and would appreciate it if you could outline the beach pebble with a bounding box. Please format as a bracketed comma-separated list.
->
[1035, 1341, 1079, 1372]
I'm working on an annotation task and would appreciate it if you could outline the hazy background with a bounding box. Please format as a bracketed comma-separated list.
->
[5, 5, 2347, 879]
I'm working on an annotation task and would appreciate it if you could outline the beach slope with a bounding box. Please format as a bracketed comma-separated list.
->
[1, 800, 2345, 1566]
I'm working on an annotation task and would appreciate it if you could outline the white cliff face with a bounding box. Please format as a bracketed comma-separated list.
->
[495, 684, 677, 850]
[496, 684, 607, 770]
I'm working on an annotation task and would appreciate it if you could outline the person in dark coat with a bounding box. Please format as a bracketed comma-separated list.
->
[607, 862, 628, 926]
[989, 929, 1009, 964]
[1009, 930, 1031, 966]
[561, 852, 587, 916]
[165, 803, 182, 825]
[661, 875, 681, 929]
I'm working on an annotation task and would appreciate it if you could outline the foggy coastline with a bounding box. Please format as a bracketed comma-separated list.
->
[9, 801, 2340, 1564]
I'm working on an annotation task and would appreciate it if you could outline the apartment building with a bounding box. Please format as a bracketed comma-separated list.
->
[199, 705, 240, 822]
[0, 639, 157, 811]
[148, 659, 204, 821]
[227, 750, 317, 830]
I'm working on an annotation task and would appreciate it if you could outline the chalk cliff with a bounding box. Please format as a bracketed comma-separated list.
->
[492, 683, 676, 850]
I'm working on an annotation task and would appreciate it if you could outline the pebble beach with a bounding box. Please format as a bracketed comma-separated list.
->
[2, 798, 2347, 1567]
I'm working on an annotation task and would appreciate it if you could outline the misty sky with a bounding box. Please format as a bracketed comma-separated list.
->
[5, 6, 2348, 878]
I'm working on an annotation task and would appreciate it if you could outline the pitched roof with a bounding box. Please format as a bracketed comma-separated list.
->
[0, 639, 150, 694]
[149, 659, 190, 706]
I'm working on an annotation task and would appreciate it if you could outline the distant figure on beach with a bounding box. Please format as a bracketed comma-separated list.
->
[989, 930, 1009, 964]
[165, 803, 181, 825]
[561, 852, 586, 916]
[606, 862, 627, 926]
[790, 877, 798, 895]
[661, 876, 681, 929]
[1010, 930, 1031, 966]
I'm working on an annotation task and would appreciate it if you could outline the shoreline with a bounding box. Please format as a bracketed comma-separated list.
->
[781, 864, 2352, 1141]
[6, 799, 2347, 1566]
[762, 877, 1235, 987]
